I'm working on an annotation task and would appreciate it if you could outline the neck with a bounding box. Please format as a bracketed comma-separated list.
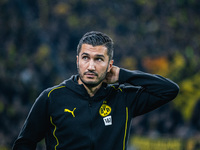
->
[78, 78, 102, 97]
[84, 83, 102, 97]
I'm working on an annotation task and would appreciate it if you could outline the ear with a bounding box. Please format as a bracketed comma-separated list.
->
[76, 55, 79, 68]
[107, 60, 114, 72]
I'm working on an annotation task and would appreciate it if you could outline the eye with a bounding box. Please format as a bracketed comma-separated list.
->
[96, 58, 104, 62]
[82, 56, 89, 60]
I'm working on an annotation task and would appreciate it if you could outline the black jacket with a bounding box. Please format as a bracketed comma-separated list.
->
[13, 68, 179, 150]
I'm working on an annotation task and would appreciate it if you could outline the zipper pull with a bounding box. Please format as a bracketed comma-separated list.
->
[89, 100, 92, 107]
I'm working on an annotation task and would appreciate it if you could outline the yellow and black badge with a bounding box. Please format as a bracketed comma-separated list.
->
[99, 103, 112, 117]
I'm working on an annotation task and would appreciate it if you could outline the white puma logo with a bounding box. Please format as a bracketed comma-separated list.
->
[64, 108, 76, 117]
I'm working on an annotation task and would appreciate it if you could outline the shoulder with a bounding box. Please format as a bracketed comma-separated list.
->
[44, 82, 67, 98]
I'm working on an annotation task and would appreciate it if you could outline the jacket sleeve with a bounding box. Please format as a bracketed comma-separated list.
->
[12, 90, 49, 150]
[119, 68, 179, 117]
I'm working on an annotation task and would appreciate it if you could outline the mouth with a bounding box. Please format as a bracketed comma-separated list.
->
[84, 72, 98, 78]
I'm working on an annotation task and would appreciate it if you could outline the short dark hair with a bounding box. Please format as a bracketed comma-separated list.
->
[77, 31, 114, 60]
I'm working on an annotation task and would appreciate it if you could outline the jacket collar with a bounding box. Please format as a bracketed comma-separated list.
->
[63, 75, 112, 101]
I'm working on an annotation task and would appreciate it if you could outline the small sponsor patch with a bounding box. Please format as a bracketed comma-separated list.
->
[103, 115, 112, 126]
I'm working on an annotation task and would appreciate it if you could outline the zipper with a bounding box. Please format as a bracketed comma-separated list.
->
[88, 100, 94, 150]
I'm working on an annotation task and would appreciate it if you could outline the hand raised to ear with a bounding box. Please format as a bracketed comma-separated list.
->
[104, 66, 120, 84]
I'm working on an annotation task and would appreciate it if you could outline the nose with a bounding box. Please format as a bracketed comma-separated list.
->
[88, 60, 95, 71]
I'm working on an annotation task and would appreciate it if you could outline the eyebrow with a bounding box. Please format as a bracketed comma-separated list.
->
[81, 53, 89, 56]
[81, 53, 105, 58]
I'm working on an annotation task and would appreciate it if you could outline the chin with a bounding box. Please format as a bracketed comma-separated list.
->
[83, 79, 101, 87]
[85, 80, 98, 85]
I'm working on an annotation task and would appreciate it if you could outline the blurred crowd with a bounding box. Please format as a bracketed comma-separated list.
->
[0, 0, 200, 149]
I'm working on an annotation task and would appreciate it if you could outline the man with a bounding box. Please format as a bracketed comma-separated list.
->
[13, 31, 179, 150]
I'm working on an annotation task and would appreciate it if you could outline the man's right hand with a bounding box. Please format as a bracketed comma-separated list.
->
[104, 66, 120, 84]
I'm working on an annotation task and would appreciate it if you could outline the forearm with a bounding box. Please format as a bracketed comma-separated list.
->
[13, 91, 49, 150]
[13, 138, 36, 150]
[119, 68, 179, 100]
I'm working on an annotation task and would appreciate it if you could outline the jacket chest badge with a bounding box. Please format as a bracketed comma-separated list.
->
[99, 102, 112, 126]
[99, 103, 111, 117]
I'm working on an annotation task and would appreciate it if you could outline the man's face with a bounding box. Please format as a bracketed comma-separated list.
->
[77, 44, 113, 87]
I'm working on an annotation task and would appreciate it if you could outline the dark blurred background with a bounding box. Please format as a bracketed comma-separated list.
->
[0, 0, 200, 149]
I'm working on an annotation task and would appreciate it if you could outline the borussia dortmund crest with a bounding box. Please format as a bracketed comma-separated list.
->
[99, 104, 112, 117]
